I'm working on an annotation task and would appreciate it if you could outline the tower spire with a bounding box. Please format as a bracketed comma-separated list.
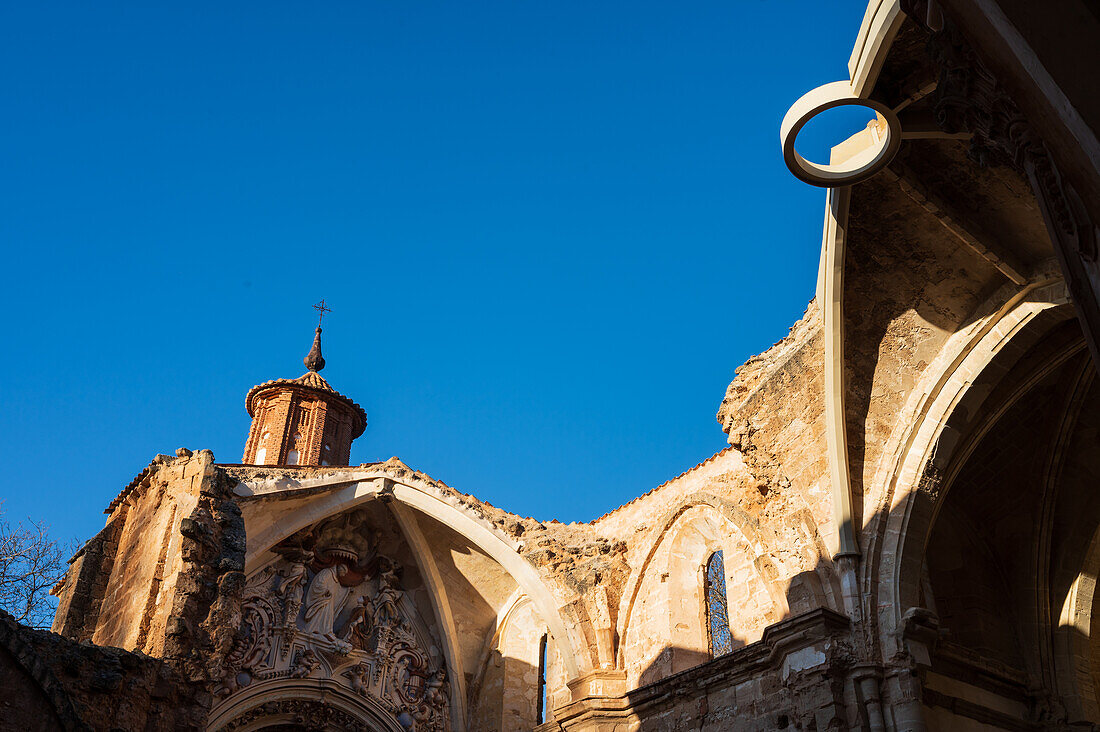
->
[304, 299, 331, 372]
[243, 298, 365, 466]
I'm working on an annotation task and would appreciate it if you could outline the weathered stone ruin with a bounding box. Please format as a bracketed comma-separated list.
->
[6, 0, 1100, 729]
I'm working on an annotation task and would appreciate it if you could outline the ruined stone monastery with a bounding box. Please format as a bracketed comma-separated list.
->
[4, 0, 1100, 729]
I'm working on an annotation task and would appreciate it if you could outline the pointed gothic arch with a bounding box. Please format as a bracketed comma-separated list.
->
[868, 286, 1074, 661]
[617, 499, 785, 683]
[238, 469, 582, 683]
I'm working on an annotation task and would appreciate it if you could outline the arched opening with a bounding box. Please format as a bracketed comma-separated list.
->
[286, 433, 303, 465]
[704, 551, 732, 658]
[621, 502, 780, 686]
[210, 686, 406, 732]
[240, 474, 585, 688]
[537, 633, 548, 725]
[901, 316, 1100, 726]
[254, 431, 271, 465]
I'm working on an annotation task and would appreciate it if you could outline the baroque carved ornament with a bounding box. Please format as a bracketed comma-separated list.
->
[214, 508, 450, 732]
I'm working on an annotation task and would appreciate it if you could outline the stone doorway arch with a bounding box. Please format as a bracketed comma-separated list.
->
[208, 681, 408, 732]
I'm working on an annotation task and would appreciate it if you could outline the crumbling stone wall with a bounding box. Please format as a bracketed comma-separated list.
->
[586, 446, 839, 688]
[55, 450, 244, 667]
[542, 608, 853, 732]
[50, 514, 125, 642]
[220, 456, 845, 725]
[1, 609, 207, 731]
[716, 304, 834, 541]
[48, 449, 246, 728]
[338, 448, 843, 713]
[163, 453, 246, 687]
[450, 440, 838, 696]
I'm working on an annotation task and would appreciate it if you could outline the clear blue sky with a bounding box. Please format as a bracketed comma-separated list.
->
[1, 1, 868, 545]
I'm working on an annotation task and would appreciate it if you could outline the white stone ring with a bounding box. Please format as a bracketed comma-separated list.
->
[780, 80, 902, 187]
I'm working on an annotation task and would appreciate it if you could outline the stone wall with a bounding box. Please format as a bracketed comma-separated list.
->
[49, 513, 125, 642]
[542, 608, 852, 732]
[1, 609, 207, 731]
[590, 444, 840, 688]
[46, 449, 246, 727]
[500, 600, 545, 730]
[468, 598, 551, 731]
[715, 304, 835, 546]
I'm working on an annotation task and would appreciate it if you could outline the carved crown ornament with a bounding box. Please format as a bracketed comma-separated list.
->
[211, 508, 451, 732]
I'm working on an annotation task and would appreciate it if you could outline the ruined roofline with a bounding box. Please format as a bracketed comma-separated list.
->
[103, 449, 223, 516]
[223, 456, 558, 528]
[104, 446, 741, 532]
[225, 451, 747, 531]
[103, 457, 166, 515]
[99, 451, 546, 530]
[587, 301, 822, 525]
[216, 462, 382, 470]
[104, 433, 746, 535]
[716, 299, 821, 434]
[588, 446, 735, 525]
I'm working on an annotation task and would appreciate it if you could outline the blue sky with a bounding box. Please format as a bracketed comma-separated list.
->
[0, 1, 868, 545]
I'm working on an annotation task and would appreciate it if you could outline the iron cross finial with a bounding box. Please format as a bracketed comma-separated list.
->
[313, 299, 332, 329]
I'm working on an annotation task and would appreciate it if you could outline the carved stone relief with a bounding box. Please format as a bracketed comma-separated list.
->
[213, 508, 450, 732]
[220, 698, 374, 732]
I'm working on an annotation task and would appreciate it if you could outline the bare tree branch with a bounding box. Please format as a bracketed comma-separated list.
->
[0, 504, 71, 629]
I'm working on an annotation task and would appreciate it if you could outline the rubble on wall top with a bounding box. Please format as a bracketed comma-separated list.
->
[589, 446, 735, 525]
[103, 450, 215, 515]
[716, 299, 821, 434]
[103, 459, 159, 515]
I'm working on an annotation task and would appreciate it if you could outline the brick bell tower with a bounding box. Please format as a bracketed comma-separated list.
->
[243, 301, 366, 466]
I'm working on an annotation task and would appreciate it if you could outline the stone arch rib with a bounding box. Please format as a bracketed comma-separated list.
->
[240, 473, 582, 681]
[868, 284, 1075, 661]
[615, 494, 789, 669]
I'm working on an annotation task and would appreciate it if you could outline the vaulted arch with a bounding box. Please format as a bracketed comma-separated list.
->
[208, 680, 408, 732]
[866, 284, 1074, 659]
[867, 281, 1100, 724]
[236, 468, 583, 684]
[617, 498, 785, 685]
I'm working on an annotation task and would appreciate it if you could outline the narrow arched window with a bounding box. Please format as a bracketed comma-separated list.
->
[536, 634, 548, 724]
[286, 433, 302, 465]
[705, 551, 733, 657]
[255, 431, 270, 465]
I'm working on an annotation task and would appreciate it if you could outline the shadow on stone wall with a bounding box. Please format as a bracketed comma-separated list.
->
[615, 479, 1100, 732]
[0, 609, 210, 731]
[608, 557, 856, 731]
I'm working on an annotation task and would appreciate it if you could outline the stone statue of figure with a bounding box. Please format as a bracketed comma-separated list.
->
[290, 649, 320, 679]
[276, 555, 311, 628]
[301, 563, 348, 639]
[339, 594, 375, 649]
[373, 563, 404, 628]
[410, 667, 447, 727]
[345, 662, 371, 696]
[395, 655, 416, 701]
[424, 668, 447, 709]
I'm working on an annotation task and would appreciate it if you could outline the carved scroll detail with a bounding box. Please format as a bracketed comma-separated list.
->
[214, 508, 450, 732]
